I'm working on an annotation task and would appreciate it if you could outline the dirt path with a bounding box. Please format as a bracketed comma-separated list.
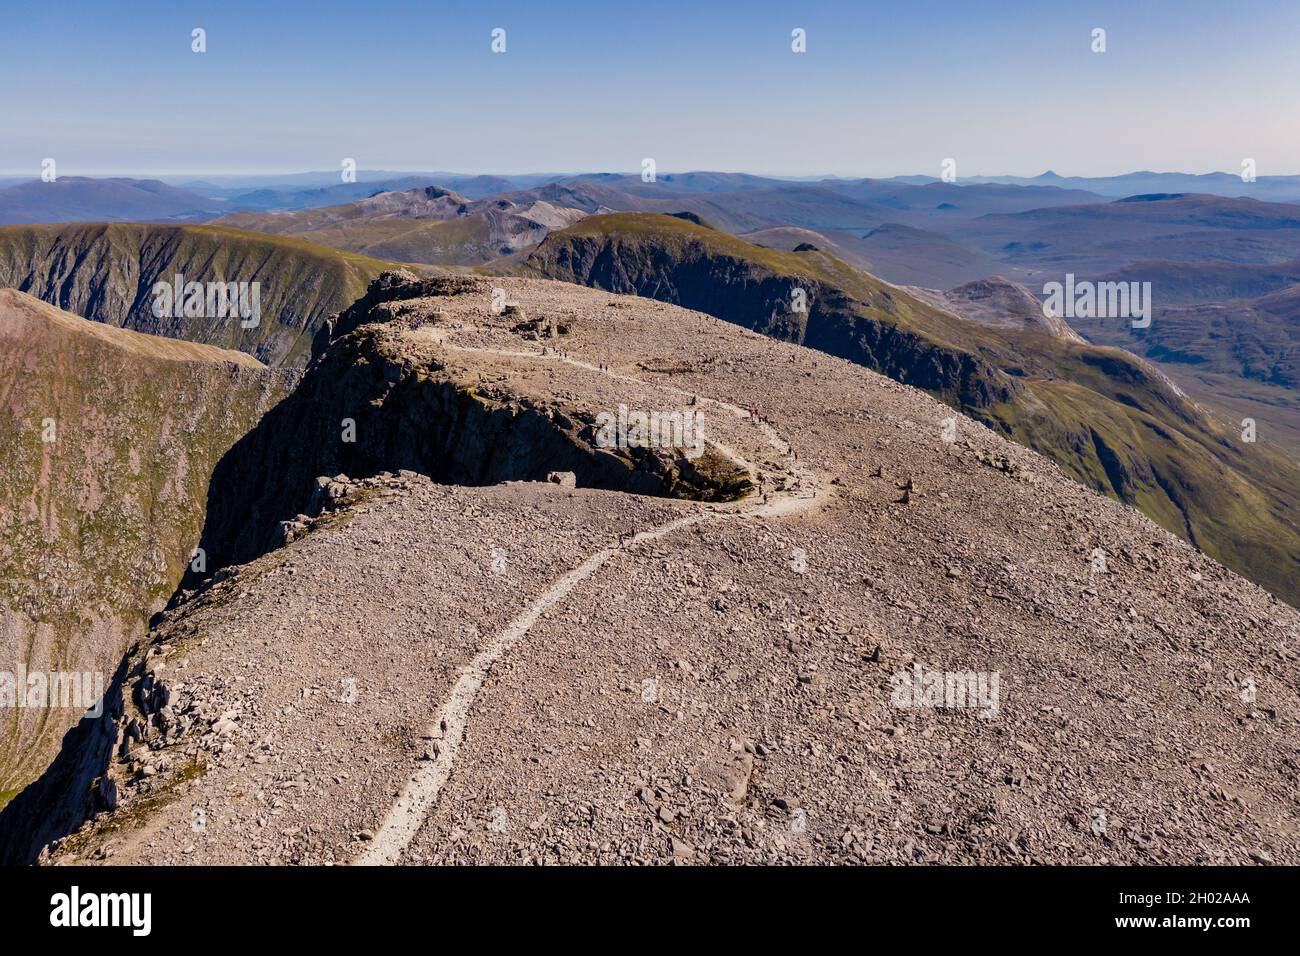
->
[354, 330, 820, 865]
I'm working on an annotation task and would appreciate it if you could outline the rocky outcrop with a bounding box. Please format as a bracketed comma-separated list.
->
[187, 274, 750, 580]
[907, 276, 1086, 343]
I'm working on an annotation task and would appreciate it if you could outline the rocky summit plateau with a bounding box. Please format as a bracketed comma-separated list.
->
[3, 272, 1294, 867]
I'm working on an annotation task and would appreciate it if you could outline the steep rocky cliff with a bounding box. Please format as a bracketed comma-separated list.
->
[0, 290, 293, 803]
[0, 222, 394, 367]
[527, 217, 1020, 410]
[187, 272, 749, 579]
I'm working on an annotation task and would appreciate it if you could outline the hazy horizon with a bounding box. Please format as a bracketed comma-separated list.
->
[5, 0, 1300, 179]
[5, 166, 1300, 182]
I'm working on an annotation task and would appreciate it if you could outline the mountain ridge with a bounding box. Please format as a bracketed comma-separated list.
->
[6, 272, 1296, 866]
[525, 213, 1300, 606]
[0, 222, 397, 366]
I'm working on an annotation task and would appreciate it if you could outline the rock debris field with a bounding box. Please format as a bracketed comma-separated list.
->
[40, 275, 1300, 866]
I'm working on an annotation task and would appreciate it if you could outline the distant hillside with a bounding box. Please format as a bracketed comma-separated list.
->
[0, 223, 395, 366]
[741, 226, 880, 270]
[493, 180, 763, 234]
[1067, 282, 1300, 391]
[220, 176, 446, 212]
[951, 170, 1300, 204]
[1060, 277, 1300, 460]
[213, 175, 536, 213]
[528, 213, 1300, 605]
[953, 193, 1300, 274]
[819, 178, 1106, 218]
[905, 276, 1084, 343]
[0, 290, 293, 800]
[743, 223, 1003, 289]
[537, 174, 1105, 232]
[0, 177, 220, 225]
[1093, 258, 1300, 305]
[214, 186, 587, 265]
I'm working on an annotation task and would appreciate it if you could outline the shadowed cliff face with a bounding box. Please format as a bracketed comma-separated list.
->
[0, 222, 394, 367]
[528, 230, 1021, 410]
[0, 658, 127, 865]
[187, 274, 750, 580]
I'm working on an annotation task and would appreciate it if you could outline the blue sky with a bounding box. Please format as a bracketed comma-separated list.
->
[4, 0, 1299, 178]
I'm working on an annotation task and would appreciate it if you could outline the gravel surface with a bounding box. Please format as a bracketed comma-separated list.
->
[43, 276, 1300, 866]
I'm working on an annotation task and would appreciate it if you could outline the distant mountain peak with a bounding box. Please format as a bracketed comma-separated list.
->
[1116, 192, 1187, 203]
[667, 211, 713, 228]
[420, 185, 468, 201]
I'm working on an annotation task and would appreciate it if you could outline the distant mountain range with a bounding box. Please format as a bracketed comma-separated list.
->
[10, 167, 1300, 221]
[195, 174, 538, 212]
[0, 177, 222, 225]
[168, 170, 564, 192]
[945, 192, 1300, 276]
[894, 170, 1300, 204]
[740, 223, 1000, 289]
[197, 173, 1124, 269]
